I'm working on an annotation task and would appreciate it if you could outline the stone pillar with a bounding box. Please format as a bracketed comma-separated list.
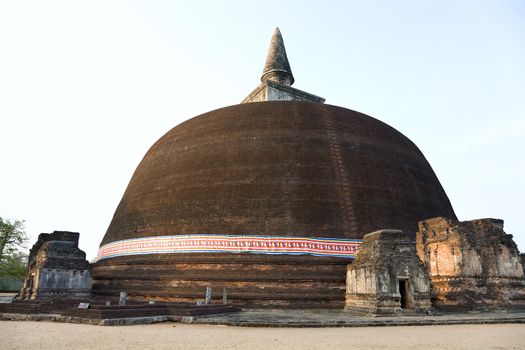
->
[205, 287, 212, 304]
[119, 292, 127, 306]
[222, 288, 227, 304]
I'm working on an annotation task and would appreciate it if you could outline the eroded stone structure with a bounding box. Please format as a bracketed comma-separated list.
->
[345, 230, 431, 314]
[416, 217, 525, 310]
[18, 231, 91, 300]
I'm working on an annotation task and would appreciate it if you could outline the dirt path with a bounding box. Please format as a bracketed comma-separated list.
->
[1, 321, 525, 349]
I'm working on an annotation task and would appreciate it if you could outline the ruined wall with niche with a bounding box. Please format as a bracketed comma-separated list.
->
[416, 217, 525, 310]
[345, 229, 431, 315]
[18, 231, 91, 300]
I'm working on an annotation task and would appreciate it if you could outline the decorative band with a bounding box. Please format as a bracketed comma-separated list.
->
[96, 234, 361, 261]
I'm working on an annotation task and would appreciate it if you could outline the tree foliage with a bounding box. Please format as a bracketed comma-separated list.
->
[0, 252, 27, 279]
[0, 217, 27, 263]
[0, 218, 28, 280]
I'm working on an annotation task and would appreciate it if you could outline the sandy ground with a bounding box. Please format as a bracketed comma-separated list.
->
[1, 321, 524, 350]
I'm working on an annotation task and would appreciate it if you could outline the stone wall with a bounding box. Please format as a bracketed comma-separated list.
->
[416, 217, 525, 310]
[18, 231, 91, 300]
[345, 230, 431, 315]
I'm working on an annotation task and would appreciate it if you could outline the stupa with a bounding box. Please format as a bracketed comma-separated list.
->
[91, 28, 457, 308]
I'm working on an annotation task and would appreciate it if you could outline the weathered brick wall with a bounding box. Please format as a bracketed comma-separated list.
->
[416, 217, 525, 310]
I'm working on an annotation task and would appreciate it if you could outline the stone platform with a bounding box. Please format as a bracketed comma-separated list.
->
[187, 309, 525, 327]
[0, 299, 240, 326]
[2, 306, 525, 327]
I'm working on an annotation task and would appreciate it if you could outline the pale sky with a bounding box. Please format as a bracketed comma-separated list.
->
[1, 1, 524, 260]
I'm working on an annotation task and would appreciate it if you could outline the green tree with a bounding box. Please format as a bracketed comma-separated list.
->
[0, 252, 27, 279]
[0, 218, 28, 290]
[0, 217, 27, 263]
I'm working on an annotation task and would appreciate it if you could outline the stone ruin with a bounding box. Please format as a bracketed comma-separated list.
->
[1, 230, 240, 322]
[416, 217, 525, 310]
[345, 230, 432, 315]
[17, 231, 91, 300]
[15, 222, 525, 315]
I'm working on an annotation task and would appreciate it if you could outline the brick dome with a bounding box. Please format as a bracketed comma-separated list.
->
[101, 101, 455, 246]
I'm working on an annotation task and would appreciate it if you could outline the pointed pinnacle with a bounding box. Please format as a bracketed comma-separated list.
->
[261, 27, 294, 86]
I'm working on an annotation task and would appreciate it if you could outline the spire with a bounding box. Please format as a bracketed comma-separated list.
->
[261, 27, 294, 86]
[242, 27, 324, 104]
